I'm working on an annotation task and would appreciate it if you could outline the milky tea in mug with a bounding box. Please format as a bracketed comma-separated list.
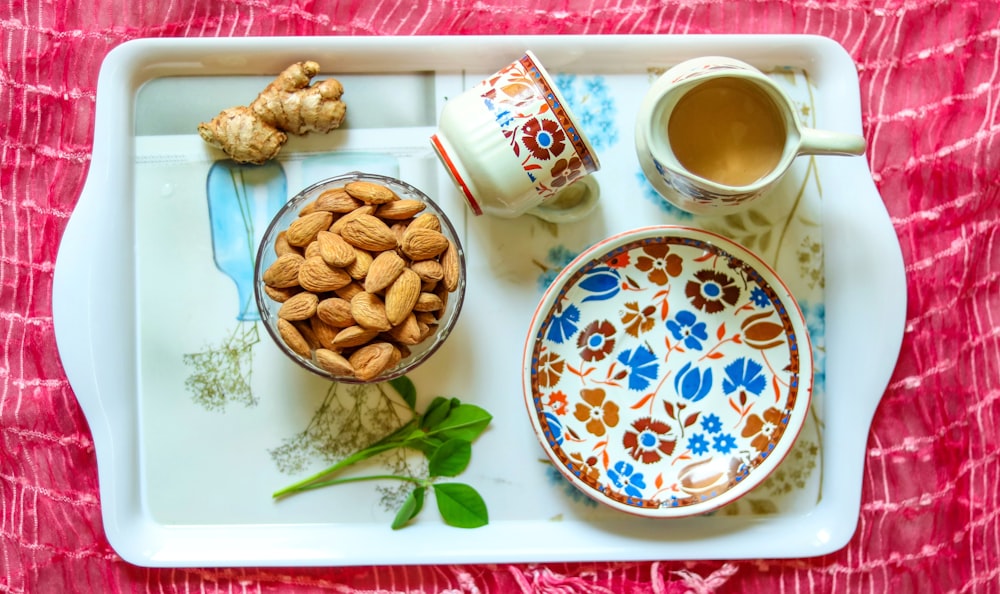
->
[635, 56, 866, 214]
[667, 77, 786, 187]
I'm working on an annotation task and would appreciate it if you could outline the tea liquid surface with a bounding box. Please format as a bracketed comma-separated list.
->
[667, 77, 786, 187]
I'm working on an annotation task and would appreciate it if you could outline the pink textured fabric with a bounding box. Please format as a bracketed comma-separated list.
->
[2, 0, 998, 592]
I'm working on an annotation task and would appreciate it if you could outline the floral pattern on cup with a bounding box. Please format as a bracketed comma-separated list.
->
[480, 53, 599, 201]
[523, 227, 813, 517]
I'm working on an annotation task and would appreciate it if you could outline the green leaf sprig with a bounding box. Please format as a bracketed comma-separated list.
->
[272, 376, 492, 530]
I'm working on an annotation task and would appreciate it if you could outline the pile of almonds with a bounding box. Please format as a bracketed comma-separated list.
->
[261, 179, 461, 381]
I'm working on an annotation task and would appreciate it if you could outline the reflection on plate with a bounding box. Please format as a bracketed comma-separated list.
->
[524, 226, 813, 517]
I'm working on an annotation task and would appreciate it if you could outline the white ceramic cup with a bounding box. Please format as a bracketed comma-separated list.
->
[635, 56, 866, 215]
[431, 51, 601, 223]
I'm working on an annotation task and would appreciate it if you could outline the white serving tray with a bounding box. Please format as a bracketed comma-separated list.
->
[52, 35, 905, 567]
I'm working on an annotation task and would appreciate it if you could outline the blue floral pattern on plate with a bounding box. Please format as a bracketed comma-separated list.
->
[523, 226, 814, 517]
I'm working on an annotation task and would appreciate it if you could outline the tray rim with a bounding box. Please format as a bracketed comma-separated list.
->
[52, 33, 906, 567]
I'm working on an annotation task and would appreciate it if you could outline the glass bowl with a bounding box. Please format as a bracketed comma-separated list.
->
[254, 172, 466, 383]
[521, 225, 813, 517]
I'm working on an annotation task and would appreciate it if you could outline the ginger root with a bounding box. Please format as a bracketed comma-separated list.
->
[198, 61, 347, 164]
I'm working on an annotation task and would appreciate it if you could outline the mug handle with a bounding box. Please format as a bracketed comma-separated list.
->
[528, 177, 601, 223]
[799, 128, 867, 156]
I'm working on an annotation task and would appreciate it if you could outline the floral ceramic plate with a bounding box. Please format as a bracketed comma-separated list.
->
[523, 226, 814, 517]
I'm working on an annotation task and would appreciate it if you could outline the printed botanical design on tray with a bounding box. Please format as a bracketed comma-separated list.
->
[269, 381, 421, 510]
[182, 160, 287, 410]
[177, 156, 428, 509]
[527, 234, 812, 512]
[479, 54, 598, 201]
[636, 171, 696, 221]
[697, 69, 823, 273]
[553, 73, 619, 150]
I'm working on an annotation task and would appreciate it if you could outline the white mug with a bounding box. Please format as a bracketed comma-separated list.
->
[431, 51, 601, 223]
[635, 56, 866, 215]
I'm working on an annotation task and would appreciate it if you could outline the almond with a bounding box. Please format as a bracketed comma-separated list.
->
[334, 281, 364, 301]
[299, 256, 352, 292]
[274, 231, 299, 257]
[315, 188, 363, 213]
[316, 297, 355, 327]
[310, 317, 340, 350]
[345, 180, 398, 204]
[400, 227, 449, 261]
[332, 325, 379, 349]
[278, 291, 318, 321]
[294, 320, 321, 350]
[263, 253, 304, 288]
[385, 268, 421, 326]
[317, 230, 356, 268]
[330, 204, 376, 234]
[376, 199, 426, 220]
[441, 239, 460, 292]
[350, 292, 392, 332]
[433, 282, 450, 317]
[264, 284, 300, 303]
[315, 348, 354, 376]
[278, 318, 311, 358]
[346, 248, 373, 280]
[388, 312, 423, 345]
[304, 240, 322, 259]
[298, 200, 318, 217]
[365, 250, 406, 293]
[408, 212, 441, 232]
[348, 342, 396, 381]
[415, 311, 439, 327]
[409, 259, 444, 283]
[390, 222, 408, 245]
[341, 214, 397, 252]
[414, 291, 444, 312]
[286, 211, 333, 246]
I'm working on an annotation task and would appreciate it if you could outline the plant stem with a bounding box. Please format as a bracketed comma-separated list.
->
[272, 442, 402, 498]
[287, 473, 424, 494]
[272, 419, 427, 499]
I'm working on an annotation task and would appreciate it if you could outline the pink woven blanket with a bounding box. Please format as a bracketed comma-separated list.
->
[2, 1, 998, 592]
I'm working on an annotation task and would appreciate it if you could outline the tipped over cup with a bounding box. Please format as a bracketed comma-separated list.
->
[431, 50, 602, 223]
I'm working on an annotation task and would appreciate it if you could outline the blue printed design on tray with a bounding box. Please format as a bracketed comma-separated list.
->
[554, 74, 618, 150]
[206, 160, 287, 321]
[800, 300, 826, 396]
[536, 245, 581, 292]
[635, 171, 694, 221]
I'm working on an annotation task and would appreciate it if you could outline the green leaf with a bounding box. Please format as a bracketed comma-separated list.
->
[430, 404, 492, 442]
[408, 435, 444, 457]
[388, 376, 418, 411]
[433, 483, 488, 528]
[421, 396, 452, 430]
[392, 486, 426, 530]
[428, 439, 472, 477]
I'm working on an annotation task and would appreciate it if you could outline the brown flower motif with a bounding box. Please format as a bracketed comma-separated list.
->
[635, 244, 683, 286]
[623, 417, 676, 464]
[549, 155, 582, 188]
[521, 117, 566, 160]
[576, 320, 616, 362]
[741, 407, 786, 453]
[685, 269, 740, 313]
[569, 452, 601, 486]
[621, 301, 657, 337]
[573, 388, 620, 437]
[537, 351, 565, 388]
